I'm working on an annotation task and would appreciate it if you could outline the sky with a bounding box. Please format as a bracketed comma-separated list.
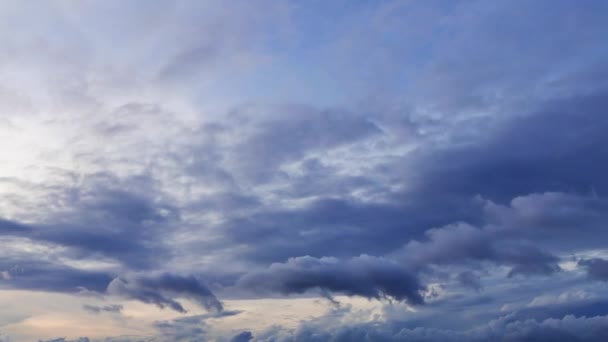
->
[0, 0, 608, 341]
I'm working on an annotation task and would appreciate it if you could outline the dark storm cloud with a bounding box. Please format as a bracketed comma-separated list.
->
[107, 272, 223, 313]
[237, 255, 424, 305]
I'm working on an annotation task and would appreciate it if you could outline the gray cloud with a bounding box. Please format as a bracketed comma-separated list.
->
[398, 220, 561, 277]
[42, 311, 243, 342]
[231, 331, 254, 342]
[107, 272, 222, 313]
[0, 173, 179, 271]
[237, 255, 424, 305]
[455, 271, 481, 291]
[82, 304, 123, 315]
[152, 310, 241, 342]
[0, 0, 608, 340]
[211, 90, 608, 271]
[0, 258, 112, 294]
[228, 106, 382, 183]
[253, 312, 608, 342]
[578, 258, 608, 282]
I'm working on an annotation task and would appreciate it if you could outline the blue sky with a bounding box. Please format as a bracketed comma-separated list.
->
[1, 1, 608, 341]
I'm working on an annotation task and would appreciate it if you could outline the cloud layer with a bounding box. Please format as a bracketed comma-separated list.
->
[1, 0, 607, 341]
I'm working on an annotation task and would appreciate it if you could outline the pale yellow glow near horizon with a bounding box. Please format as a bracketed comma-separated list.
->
[0, 290, 392, 341]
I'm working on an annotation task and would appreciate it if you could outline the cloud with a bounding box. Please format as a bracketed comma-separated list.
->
[455, 271, 481, 291]
[152, 311, 241, 342]
[0, 0, 607, 340]
[578, 258, 608, 282]
[0, 173, 179, 271]
[82, 304, 123, 315]
[516, 298, 608, 323]
[227, 105, 382, 183]
[107, 272, 222, 313]
[237, 255, 424, 305]
[0, 218, 31, 234]
[0, 258, 112, 294]
[231, 331, 254, 342]
[40, 311, 243, 342]
[212, 90, 608, 272]
[35, 175, 180, 269]
[397, 220, 561, 278]
[253, 312, 608, 342]
[412, 91, 608, 203]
